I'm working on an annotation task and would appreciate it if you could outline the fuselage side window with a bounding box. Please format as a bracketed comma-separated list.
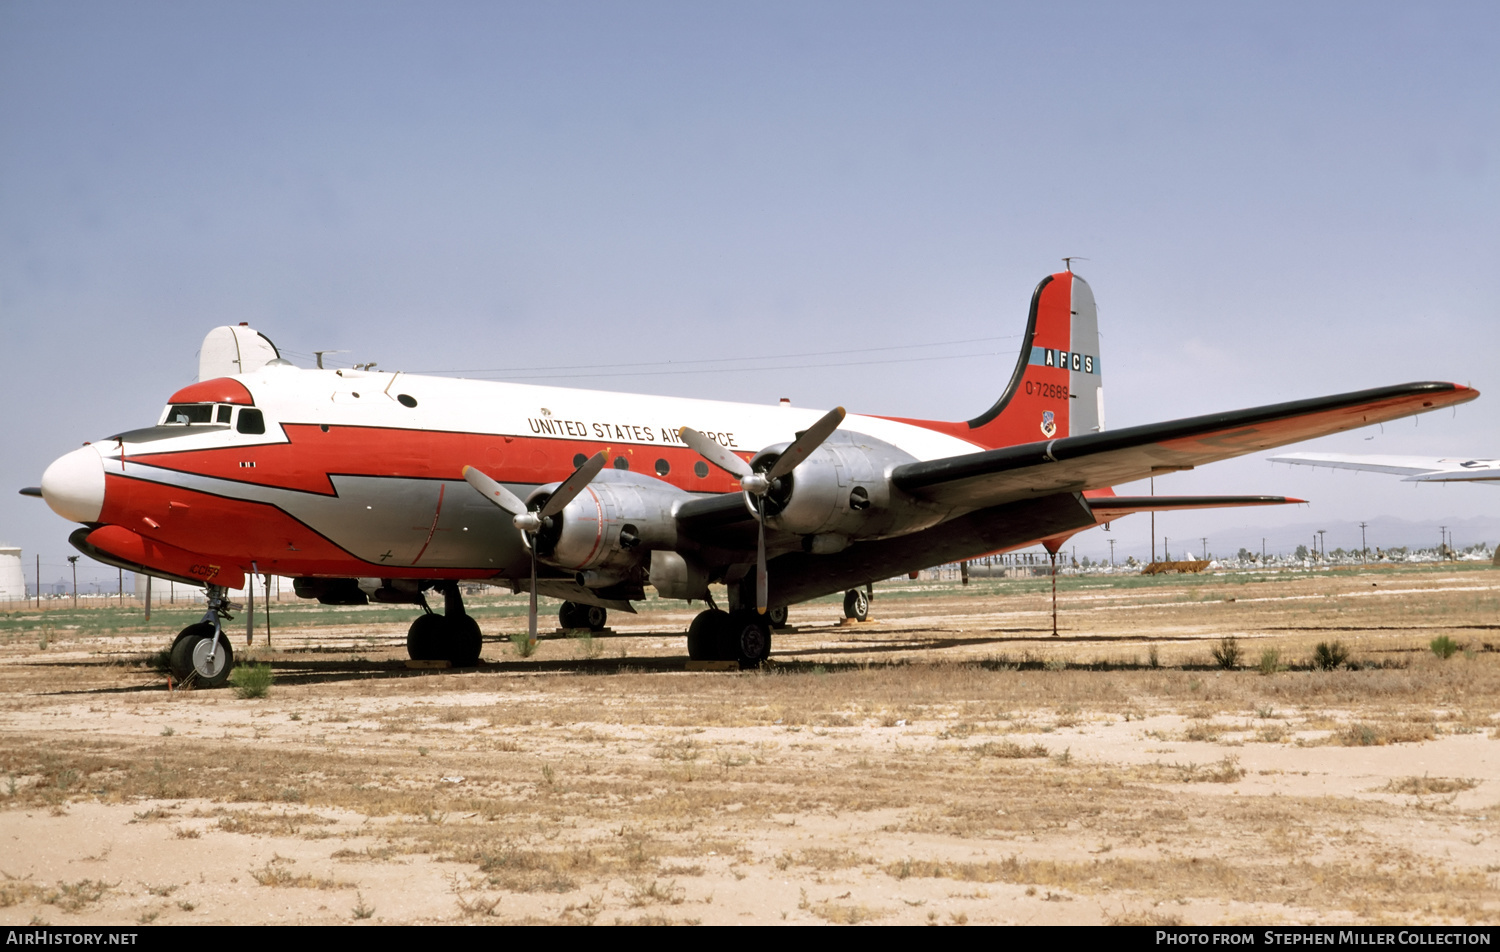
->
[236, 407, 266, 435]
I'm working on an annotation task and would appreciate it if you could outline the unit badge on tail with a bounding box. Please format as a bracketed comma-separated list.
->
[1040, 410, 1057, 438]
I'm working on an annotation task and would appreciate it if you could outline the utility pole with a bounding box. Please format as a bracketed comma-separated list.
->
[1108, 538, 1116, 566]
[35, 554, 40, 607]
[67, 556, 78, 607]
[1164, 536, 1169, 561]
[1359, 522, 1369, 563]
[1262, 538, 1266, 561]
[1440, 525, 1448, 559]
[1150, 476, 1156, 563]
[117, 567, 122, 603]
[1201, 537, 1208, 560]
[1318, 529, 1326, 560]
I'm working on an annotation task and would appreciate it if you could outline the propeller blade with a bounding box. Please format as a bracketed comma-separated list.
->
[462, 465, 528, 515]
[540, 451, 609, 519]
[756, 502, 768, 614]
[767, 406, 845, 481]
[528, 536, 539, 646]
[679, 427, 753, 480]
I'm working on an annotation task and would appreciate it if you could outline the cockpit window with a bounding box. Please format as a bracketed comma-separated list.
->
[216, 404, 233, 424]
[166, 404, 215, 425]
[236, 408, 266, 435]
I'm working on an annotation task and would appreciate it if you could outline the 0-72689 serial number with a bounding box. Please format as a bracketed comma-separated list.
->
[1026, 381, 1069, 399]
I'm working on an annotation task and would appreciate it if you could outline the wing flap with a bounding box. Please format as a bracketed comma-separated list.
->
[892, 382, 1475, 511]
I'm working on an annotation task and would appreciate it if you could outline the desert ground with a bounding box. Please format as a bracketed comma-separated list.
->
[1, 562, 1498, 926]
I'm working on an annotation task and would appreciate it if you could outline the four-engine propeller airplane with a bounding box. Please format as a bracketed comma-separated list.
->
[24, 270, 1478, 686]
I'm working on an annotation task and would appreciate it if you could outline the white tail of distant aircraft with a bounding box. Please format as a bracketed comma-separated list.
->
[1270, 453, 1500, 484]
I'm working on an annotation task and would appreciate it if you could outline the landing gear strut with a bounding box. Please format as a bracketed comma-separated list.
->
[406, 581, 482, 666]
[686, 608, 770, 669]
[168, 585, 236, 688]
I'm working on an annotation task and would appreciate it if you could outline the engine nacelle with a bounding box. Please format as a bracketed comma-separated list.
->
[529, 470, 689, 586]
[751, 433, 943, 541]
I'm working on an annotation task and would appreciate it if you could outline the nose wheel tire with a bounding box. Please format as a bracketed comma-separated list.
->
[843, 588, 869, 622]
[168, 623, 234, 688]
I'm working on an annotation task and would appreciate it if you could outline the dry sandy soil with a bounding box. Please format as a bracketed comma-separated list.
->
[2, 563, 1498, 926]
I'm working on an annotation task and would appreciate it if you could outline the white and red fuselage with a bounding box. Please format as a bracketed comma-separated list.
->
[42, 366, 1038, 592]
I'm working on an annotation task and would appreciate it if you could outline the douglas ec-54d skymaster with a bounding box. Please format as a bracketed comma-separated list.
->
[23, 270, 1478, 685]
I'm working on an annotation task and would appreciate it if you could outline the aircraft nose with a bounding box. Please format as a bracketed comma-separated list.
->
[41, 445, 106, 523]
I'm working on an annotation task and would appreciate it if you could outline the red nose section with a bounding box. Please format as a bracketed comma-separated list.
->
[168, 377, 254, 405]
[85, 525, 246, 589]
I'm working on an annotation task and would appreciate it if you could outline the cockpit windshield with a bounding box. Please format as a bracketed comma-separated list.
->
[166, 404, 216, 425]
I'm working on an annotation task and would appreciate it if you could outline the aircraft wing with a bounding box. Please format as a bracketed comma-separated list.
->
[1269, 452, 1500, 483]
[891, 381, 1476, 511]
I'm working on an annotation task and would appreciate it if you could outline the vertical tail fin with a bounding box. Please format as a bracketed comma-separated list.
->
[965, 271, 1103, 447]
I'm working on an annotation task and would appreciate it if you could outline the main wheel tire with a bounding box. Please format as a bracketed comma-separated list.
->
[168, 623, 234, 688]
[583, 604, 607, 631]
[443, 614, 483, 667]
[687, 609, 731, 661]
[728, 611, 771, 669]
[558, 602, 583, 629]
[407, 613, 446, 661]
[843, 588, 869, 622]
[767, 605, 789, 629]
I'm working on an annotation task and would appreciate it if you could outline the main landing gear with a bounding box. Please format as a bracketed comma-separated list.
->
[558, 601, 607, 631]
[406, 581, 482, 666]
[168, 585, 236, 689]
[686, 608, 771, 669]
[843, 586, 870, 622]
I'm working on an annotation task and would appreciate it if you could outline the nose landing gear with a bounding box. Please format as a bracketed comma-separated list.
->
[168, 585, 236, 688]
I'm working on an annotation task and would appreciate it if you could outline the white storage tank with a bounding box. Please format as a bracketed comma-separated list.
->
[0, 547, 25, 601]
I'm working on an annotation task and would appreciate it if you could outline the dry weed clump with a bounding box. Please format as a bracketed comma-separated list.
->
[0, 876, 115, 912]
[1384, 775, 1478, 795]
[250, 857, 353, 890]
[1336, 722, 1436, 746]
[1166, 756, 1245, 784]
[973, 740, 1049, 759]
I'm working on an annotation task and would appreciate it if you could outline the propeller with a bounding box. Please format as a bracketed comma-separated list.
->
[680, 405, 845, 613]
[463, 450, 610, 645]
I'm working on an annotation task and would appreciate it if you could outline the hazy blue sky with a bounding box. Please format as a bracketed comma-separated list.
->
[3, 1, 1497, 586]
